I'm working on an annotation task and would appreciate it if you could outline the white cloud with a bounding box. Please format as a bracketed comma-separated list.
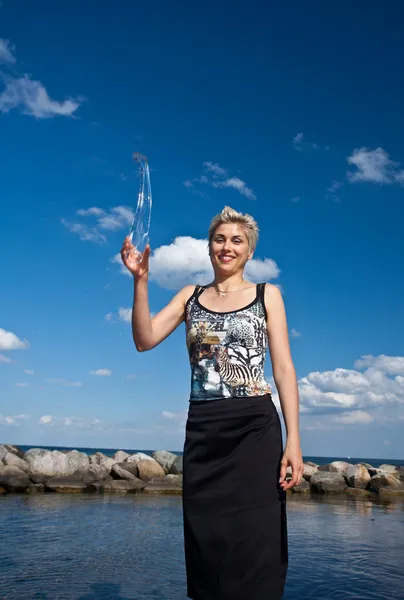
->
[326, 180, 344, 202]
[115, 236, 279, 290]
[24, 369, 35, 375]
[15, 382, 28, 387]
[202, 162, 227, 177]
[212, 177, 256, 200]
[354, 354, 404, 376]
[44, 378, 82, 387]
[0, 414, 29, 426]
[333, 410, 374, 425]
[0, 353, 12, 364]
[62, 205, 134, 244]
[161, 411, 176, 419]
[90, 369, 112, 377]
[298, 355, 404, 424]
[38, 414, 105, 429]
[0, 39, 16, 64]
[118, 308, 132, 323]
[185, 162, 256, 200]
[0, 75, 81, 118]
[290, 329, 301, 338]
[293, 132, 329, 152]
[290, 196, 300, 203]
[0, 328, 29, 351]
[347, 147, 404, 185]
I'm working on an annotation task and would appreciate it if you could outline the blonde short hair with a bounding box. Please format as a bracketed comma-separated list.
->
[208, 206, 259, 251]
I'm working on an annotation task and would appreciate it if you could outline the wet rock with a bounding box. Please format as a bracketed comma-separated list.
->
[169, 455, 183, 475]
[379, 487, 404, 498]
[144, 480, 182, 495]
[0, 465, 30, 492]
[347, 464, 371, 489]
[164, 474, 183, 486]
[44, 476, 94, 493]
[310, 471, 347, 494]
[290, 479, 310, 493]
[152, 451, 177, 474]
[96, 479, 145, 493]
[26, 483, 45, 493]
[369, 473, 403, 492]
[344, 488, 374, 497]
[137, 459, 165, 482]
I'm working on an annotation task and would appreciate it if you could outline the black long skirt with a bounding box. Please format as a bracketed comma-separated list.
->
[183, 394, 288, 600]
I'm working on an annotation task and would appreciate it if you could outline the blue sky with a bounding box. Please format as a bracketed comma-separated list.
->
[1, 0, 403, 459]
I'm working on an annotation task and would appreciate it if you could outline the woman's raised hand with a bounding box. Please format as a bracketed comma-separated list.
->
[120, 237, 151, 280]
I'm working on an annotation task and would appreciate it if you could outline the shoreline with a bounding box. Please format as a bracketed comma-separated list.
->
[1, 444, 403, 501]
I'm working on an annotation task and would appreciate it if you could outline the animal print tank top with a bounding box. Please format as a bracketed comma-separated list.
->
[185, 283, 272, 401]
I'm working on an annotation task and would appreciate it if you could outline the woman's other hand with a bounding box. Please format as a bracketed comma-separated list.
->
[279, 441, 304, 490]
[121, 237, 150, 280]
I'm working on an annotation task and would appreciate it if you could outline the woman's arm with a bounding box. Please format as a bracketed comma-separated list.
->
[121, 237, 194, 352]
[264, 284, 303, 490]
[132, 278, 194, 351]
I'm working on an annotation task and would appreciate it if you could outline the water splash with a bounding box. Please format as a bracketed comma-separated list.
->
[128, 152, 152, 262]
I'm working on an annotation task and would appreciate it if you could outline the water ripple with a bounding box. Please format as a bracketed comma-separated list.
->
[0, 494, 403, 599]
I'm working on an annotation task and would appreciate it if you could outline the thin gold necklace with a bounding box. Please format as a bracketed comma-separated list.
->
[214, 278, 244, 297]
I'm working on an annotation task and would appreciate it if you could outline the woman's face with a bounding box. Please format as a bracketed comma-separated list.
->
[210, 223, 253, 273]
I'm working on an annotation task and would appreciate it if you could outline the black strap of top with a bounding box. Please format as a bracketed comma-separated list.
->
[257, 282, 268, 319]
[194, 285, 206, 299]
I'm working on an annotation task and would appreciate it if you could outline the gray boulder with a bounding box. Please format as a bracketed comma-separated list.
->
[3, 451, 29, 473]
[3, 444, 24, 458]
[169, 456, 183, 475]
[0, 445, 8, 461]
[25, 449, 89, 482]
[310, 471, 347, 494]
[0, 465, 30, 492]
[125, 452, 154, 464]
[347, 464, 371, 489]
[113, 450, 130, 463]
[111, 464, 136, 480]
[378, 464, 398, 475]
[303, 463, 318, 481]
[319, 461, 351, 477]
[152, 451, 177, 474]
[73, 464, 111, 485]
[116, 462, 139, 477]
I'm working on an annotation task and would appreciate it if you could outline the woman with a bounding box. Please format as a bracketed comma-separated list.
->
[121, 206, 303, 600]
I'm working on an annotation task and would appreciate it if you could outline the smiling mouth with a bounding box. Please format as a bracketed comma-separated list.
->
[218, 256, 234, 262]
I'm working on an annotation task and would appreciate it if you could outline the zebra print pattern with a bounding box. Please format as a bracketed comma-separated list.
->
[185, 284, 272, 400]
